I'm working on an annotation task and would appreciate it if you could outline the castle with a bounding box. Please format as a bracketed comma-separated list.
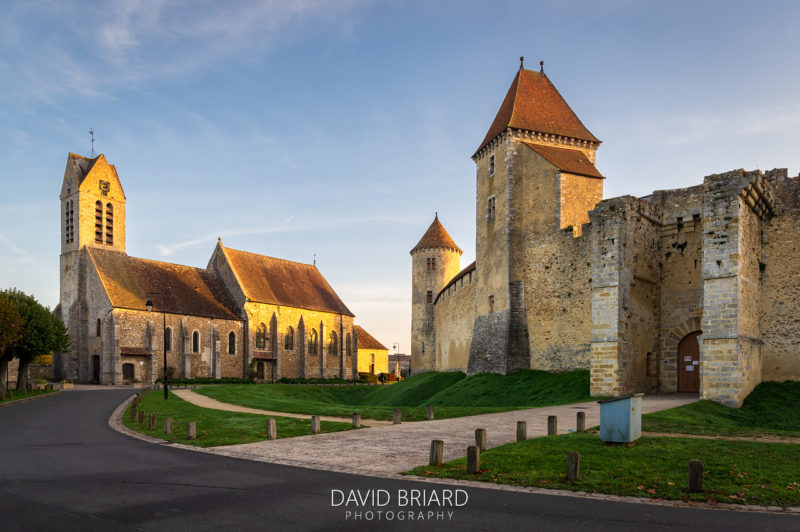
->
[411, 64, 800, 407]
[55, 153, 372, 384]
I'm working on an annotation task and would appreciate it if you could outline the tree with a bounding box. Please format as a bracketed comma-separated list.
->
[1, 289, 70, 392]
[0, 294, 24, 397]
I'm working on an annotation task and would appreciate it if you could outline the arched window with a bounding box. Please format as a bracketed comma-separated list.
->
[329, 331, 338, 355]
[308, 329, 318, 354]
[94, 201, 103, 243]
[105, 203, 114, 245]
[255, 323, 267, 349]
[346, 333, 352, 356]
[192, 331, 199, 353]
[165, 327, 172, 352]
[96, 318, 101, 337]
[228, 331, 236, 355]
[284, 326, 294, 351]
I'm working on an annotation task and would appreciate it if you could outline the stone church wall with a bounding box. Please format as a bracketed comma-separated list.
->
[433, 269, 476, 371]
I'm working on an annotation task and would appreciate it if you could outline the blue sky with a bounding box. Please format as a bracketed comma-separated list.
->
[2, 1, 799, 353]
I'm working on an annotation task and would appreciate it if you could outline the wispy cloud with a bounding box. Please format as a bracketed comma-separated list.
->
[0, 232, 36, 264]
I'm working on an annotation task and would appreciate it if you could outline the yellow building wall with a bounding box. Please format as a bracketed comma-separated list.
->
[358, 348, 389, 375]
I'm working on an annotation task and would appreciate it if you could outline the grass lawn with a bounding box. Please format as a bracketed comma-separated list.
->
[0, 388, 57, 404]
[643, 381, 800, 437]
[123, 390, 356, 447]
[407, 432, 800, 507]
[196, 370, 596, 421]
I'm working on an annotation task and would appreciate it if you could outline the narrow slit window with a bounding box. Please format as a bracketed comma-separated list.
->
[192, 331, 200, 353]
[105, 203, 113, 245]
[228, 331, 236, 355]
[488, 153, 495, 176]
[95, 201, 103, 243]
[487, 196, 496, 222]
[165, 327, 172, 352]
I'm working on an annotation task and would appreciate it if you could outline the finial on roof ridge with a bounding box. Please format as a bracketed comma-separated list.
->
[435, 211, 438, 219]
[540, 60, 544, 73]
[519, 56, 524, 70]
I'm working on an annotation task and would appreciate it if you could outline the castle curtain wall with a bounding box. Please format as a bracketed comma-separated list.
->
[433, 270, 476, 371]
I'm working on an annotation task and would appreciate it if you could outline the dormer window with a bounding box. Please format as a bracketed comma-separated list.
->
[488, 154, 495, 176]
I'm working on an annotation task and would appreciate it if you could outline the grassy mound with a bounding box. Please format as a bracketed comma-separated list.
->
[361, 371, 466, 406]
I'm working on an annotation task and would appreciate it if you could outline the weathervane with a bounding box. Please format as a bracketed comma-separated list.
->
[540, 60, 544, 73]
[313, 253, 317, 266]
[89, 128, 96, 158]
[519, 56, 524, 70]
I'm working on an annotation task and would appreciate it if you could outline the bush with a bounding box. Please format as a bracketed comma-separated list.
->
[359, 372, 378, 384]
[156, 377, 254, 385]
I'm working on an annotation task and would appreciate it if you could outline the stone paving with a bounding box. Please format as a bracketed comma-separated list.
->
[180, 393, 698, 476]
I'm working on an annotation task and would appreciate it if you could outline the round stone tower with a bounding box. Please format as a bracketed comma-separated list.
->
[410, 214, 463, 373]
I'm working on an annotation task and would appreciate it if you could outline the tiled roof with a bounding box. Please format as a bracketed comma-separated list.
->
[475, 69, 600, 156]
[522, 142, 603, 179]
[223, 246, 354, 316]
[410, 215, 462, 254]
[354, 325, 388, 351]
[88, 248, 240, 320]
[435, 261, 476, 303]
[65, 153, 100, 187]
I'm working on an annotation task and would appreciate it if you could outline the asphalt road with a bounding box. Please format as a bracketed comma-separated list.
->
[0, 390, 797, 531]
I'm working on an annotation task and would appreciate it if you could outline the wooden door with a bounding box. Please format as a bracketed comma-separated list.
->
[92, 355, 100, 383]
[678, 331, 701, 392]
[256, 361, 265, 380]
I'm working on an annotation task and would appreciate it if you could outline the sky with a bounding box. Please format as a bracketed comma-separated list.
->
[1, 0, 799, 354]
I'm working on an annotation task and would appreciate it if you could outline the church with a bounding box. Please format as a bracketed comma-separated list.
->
[411, 62, 800, 407]
[56, 153, 369, 384]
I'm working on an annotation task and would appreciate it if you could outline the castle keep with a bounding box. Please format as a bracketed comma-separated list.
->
[411, 64, 800, 406]
[56, 153, 372, 384]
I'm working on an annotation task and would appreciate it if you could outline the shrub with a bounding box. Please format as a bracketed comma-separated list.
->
[156, 377, 254, 385]
[359, 372, 378, 384]
[277, 377, 353, 385]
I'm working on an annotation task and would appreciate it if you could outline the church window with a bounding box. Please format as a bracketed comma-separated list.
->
[165, 327, 172, 352]
[346, 333, 352, 356]
[105, 203, 114, 245]
[192, 331, 200, 353]
[488, 295, 495, 313]
[329, 331, 338, 355]
[426, 291, 433, 304]
[284, 326, 294, 351]
[228, 332, 236, 355]
[308, 329, 318, 354]
[96, 318, 101, 337]
[95, 201, 103, 243]
[488, 154, 495, 176]
[487, 196, 496, 222]
[255, 323, 267, 349]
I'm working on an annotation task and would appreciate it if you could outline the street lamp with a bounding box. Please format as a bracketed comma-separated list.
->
[392, 342, 399, 376]
[145, 293, 168, 400]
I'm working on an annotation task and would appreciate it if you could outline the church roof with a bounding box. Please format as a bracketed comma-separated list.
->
[354, 325, 388, 351]
[410, 215, 462, 255]
[522, 142, 603, 179]
[475, 68, 600, 156]
[222, 246, 354, 316]
[88, 248, 239, 320]
[65, 153, 100, 186]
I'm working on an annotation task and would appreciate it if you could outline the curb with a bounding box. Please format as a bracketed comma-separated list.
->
[0, 390, 62, 408]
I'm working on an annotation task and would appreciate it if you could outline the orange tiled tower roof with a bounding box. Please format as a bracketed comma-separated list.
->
[475, 67, 600, 156]
[410, 214, 462, 254]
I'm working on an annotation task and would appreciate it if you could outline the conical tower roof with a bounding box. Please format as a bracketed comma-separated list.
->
[410, 214, 462, 255]
[474, 67, 600, 156]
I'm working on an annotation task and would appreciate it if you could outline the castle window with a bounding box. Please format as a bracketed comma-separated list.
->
[426, 257, 436, 271]
[426, 291, 433, 304]
[488, 154, 495, 176]
[255, 323, 267, 349]
[329, 331, 338, 355]
[488, 295, 495, 313]
[421, 341, 425, 354]
[308, 329, 318, 354]
[105, 203, 114, 245]
[192, 331, 200, 353]
[96, 318, 101, 337]
[346, 333, 352, 356]
[487, 196, 496, 222]
[284, 326, 294, 350]
[228, 331, 236, 355]
[95, 201, 103, 243]
[165, 327, 172, 352]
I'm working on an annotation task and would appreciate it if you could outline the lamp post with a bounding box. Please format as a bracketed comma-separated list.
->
[145, 294, 168, 400]
[392, 342, 399, 375]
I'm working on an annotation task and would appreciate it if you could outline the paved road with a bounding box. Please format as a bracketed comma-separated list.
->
[176, 390, 698, 476]
[0, 390, 797, 531]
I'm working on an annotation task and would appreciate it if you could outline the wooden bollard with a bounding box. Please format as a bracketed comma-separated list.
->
[467, 445, 480, 474]
[576, 411, 585, 433]
[138, 410, 146, 425]
[352, 413, 361, 429]
[311, 415, 321, 434]
[688, 460, 703, 493]
[427, 405, 435, 420]
[164, 417, 173, 435]
[516, 421, 527, 441]
[393, 409, 402, 424]
[187, 422, 197, 440]
[475, 428, 487, 452]
[130, 404, 138, 421]
[548, 415, 558, 435]
[429, 440, 444, 466]
[266, 418, 277, 439]
[148, 413, 157, 430]
[566, 451, 580, 482]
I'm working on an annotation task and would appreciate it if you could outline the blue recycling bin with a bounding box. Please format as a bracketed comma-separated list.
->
[598, 393, 643, 443]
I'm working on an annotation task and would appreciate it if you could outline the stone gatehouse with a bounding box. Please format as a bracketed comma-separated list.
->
[411, 63, 800, 407]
